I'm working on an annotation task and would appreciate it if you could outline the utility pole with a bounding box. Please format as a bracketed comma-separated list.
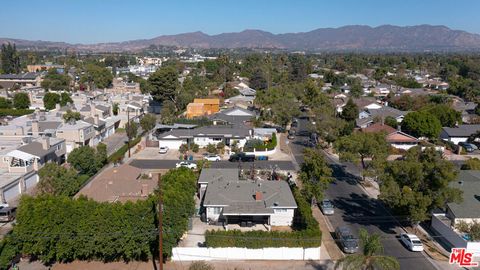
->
[158, 174, 163, 270]
[127, 109, 131, 158]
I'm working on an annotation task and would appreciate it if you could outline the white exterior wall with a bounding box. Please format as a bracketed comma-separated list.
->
[390, 143, 418, 150]
[159, 139, 186, 149]
[449, 137, 469, 145]
[25, 173, 39, 190]
[206, 206, 223, 221]
[270, 208, 295, 226]
[194, 137, 224, 148]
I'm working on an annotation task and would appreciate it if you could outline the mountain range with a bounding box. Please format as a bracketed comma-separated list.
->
[2, 25, 480, 52]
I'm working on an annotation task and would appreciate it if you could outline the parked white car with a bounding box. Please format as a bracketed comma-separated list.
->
[204, 154, 221, 162]
[159, 146, 169, 154]
[400, 233, 424, 252]
[175, 161, 197, 170]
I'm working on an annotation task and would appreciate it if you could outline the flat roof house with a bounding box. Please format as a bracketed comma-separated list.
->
[198, 168, 297, 228]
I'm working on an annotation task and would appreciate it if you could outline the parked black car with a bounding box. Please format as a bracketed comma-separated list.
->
[229, 153, 256, 162]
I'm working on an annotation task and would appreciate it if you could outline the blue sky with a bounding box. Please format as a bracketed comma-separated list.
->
[1, 0, 479, 44]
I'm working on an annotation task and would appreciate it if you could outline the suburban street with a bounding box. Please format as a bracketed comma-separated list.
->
[129, 159, 296, 170]
[291, 118, 437, 270]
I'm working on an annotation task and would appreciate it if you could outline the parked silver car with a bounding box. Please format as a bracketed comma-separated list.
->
[320, 199, 334, 215]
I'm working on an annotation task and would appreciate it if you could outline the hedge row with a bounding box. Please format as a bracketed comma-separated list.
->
[204, 185, 321, 248]
[0, 109, 34, 117]
[107, 136, 141, 163]
[13, 195, 156, 263]
[9, 168, 198, 263]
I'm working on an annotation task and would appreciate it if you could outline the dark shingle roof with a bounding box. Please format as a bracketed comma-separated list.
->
[447, 170, 480, 219]
[0, 72, 39, 80]
[441, 125, 480, 137]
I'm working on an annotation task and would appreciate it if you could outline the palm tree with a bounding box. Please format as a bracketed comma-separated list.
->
[335, 229, 400, 270]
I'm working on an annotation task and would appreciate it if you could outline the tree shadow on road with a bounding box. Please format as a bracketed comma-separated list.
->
[332, 192, 398, 235]
[305, 259, 334, 270]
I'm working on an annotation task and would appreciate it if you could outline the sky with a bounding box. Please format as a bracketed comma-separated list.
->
[1, 0, 480, 44]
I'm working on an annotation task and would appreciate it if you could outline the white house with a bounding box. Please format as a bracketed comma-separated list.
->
[199, 168, 297, 227]
[157, 126, 251, 149]
[440, 125, 480, 145]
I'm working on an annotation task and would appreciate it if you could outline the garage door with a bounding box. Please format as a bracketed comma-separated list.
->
[25, 174, 39, 190]
[159, 140, 184, 150]
[3, 184, 20, 202]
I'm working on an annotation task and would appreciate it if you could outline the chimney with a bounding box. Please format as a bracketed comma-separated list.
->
[32, 121, 39, 133]
[255, 191, 262, 201]
[91, 104, 96, 117]
[41, 137, 50, 150]
[94, 115, 99, 125]
[397, 125, 401, 132]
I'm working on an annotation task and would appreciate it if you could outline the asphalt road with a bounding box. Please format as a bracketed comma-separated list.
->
[129, 159, 296, 171]
[291, 118, 436, 270]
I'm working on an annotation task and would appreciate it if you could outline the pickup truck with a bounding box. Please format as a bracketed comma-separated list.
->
[228, 153, 255, 162]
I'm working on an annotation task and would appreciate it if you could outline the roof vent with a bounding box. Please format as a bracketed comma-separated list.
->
[273, 202, 279, 206]
[458, 181, 464, 186]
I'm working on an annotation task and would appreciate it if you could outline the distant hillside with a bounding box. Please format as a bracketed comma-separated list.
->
[2, 25, 480, 52]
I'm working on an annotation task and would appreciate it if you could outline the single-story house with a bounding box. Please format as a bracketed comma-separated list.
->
[157, 126, 251, 149]
[431, 170, 480, 256]
[356, 106, 407, 128]
[362, 123, 419, 150]
[199, 168, 297, 227]
[440, 125, 480, 145]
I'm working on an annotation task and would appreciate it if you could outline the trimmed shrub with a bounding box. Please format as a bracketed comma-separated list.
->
[0, 108, 34, 117]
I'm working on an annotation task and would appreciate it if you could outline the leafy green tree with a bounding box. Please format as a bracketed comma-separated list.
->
[140, 114, 157, 132]
[206, 143, 217, 154]
[379, 147, 462, 224]
[335, 229, 400, 270]
[255, 86, 300, 127]
[222, 84, 239, 99]
[126, 120, 138, 140]
[249, 68, 268, 90]
[461, 158, 480, 170]
[62, 109, 81, 122]
[0, 97, 12, 109]
[423, 104, 461, 127]
[95, 143, 107, 170]
[38, 163, 79, 196]
[67, 146, 98, 176]
[1, 43, 20, 74]
[148, 66, 179, 104]
[299, 148, 332, 201]
[60, 92, 73, 106]
[401, 111, 441, 138]
[80, 64, 113, 89]
[13, 92, 30, 109]
[160, 100, 177, 124]
[43, 92, 61, 110]
[341, 98, 359, 122]
[41, 68, 71, 90]
[384, 116, 398, 128]
[112, 102, 119, 116]
[350, 81, 363, 98]
[334, 132, 389, 177]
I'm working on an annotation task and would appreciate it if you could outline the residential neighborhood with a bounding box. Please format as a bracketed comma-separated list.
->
[1, 1, 480, 270]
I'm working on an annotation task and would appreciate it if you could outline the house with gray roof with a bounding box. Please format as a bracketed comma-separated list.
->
[440, 125, 480, 145]
[446, 170, 480, 225]
[199, 168, 297, 227]
[157, 126, 251, 150]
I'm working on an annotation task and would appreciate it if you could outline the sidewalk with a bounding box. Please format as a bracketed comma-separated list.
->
[311, 206, 343, 261]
